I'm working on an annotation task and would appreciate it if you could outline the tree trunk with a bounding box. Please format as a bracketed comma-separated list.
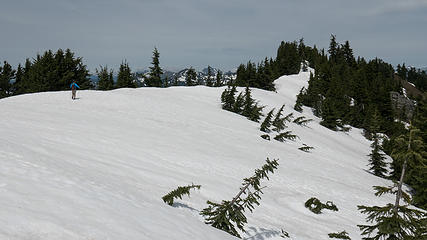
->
[230, 181, 252, 207]
[394, 128, 412, 213]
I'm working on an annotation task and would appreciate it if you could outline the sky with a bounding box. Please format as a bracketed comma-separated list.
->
[1, 0, 427, 72]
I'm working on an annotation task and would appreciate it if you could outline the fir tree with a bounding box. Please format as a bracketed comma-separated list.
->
[185, 67, 197, 86]
[116, 61, 135, 88]
[206, 66, 213, 87]
[342, 40, 355, 66]
[0, 61, 16, 98]
[248, 103, 264, 122]
[147, 47, 163, 87]
[96, 65, 114, 90]
[368, 109, 382, 139]
[328, 34, 338, 62]
[12, 64, 23, 95]
[260, 109, 275, 133]
[293, 116, 313, 126]
[14, 49, 91, 94]
[294, 88, 305, 112]
[242, 86, 263, 122]
[164, 76, 169, 88]
[299, 144, 314, 152]
[215, 70, 223, 87]
[283, 113, 294, 123]
[173, 74, 179, 86]
[162, 184, 201, 206]
[232, 92, 245, 114]
[368, 133, 387, 178]
[358, 127, 427, 239]
[391, 126, 427, 210]
[221, 85, 237, 111]
[242, 87, 255, 118]
[272, 104, 287, 132]
[320, 98, 339, 130]
[357, 185, 426, 239]
[274, 131, 298, 142]
[200, 158, 279, 238]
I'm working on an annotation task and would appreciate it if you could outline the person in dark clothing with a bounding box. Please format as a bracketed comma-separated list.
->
[70, 81, 80, 100]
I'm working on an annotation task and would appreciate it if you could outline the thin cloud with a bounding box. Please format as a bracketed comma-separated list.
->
[366, 0, 427, 15]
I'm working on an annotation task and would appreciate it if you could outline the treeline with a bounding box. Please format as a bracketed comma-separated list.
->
[296, 35, 404, 136]
[396, 63, 427, 92]
[233, 39, 319, 91]
[237, 36, 425, 210]
[0, 49, 92, 98]
[291, 35, 427, 210]
[0, 47, 232, 98]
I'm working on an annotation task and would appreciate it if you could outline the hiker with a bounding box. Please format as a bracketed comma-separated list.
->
[70, 81, 80, 100]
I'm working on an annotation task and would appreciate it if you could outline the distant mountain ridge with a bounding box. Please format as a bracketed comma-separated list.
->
[136, 67, 236, 86]
[90, 67, 236, 87]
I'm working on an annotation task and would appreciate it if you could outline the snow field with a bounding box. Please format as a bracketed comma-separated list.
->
[0, 71, 396, 239]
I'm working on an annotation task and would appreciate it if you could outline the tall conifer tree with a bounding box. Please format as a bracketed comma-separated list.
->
[147, 47, 163, 87]
[185, 67, 197, 86]
[116, 61, 135, 88]
[206, 66, 213, 87]
[215, 70, 223, 87]
[0, 61, 16, 98]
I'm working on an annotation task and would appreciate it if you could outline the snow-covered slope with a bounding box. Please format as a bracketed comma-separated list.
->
[0, 71, 396, 240]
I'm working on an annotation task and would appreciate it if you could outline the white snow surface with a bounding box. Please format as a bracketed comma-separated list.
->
[0, 70, 396, 240]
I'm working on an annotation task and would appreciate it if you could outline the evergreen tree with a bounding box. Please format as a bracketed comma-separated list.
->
[13, 49, 91, 94]
[328, 34, 338, 62]
[396, 63, 407, 80]
[116, 61, 135, 88]
[294, 88, 305, 112]
[12, 64, 23, 95]
[164, 76, 169, 88]
[232, 92, 245, 114]
[320, 98, 339, 130]
[0, 61, 16, 98]
[413, 95, 427, 145]
[391, 126, 427, 210]
[147, 47, 163, 87]
[260, 109, 275, 133]
[109, 71, 114, 89]
[272, 104, 287, 132]
[299, 144, 314, 152]
[368, 134, 388, 178]
[215, 70, 223, 87]
[206, 66, 213, 87]
[357, 185, 426, 239]
[358, 126, 427, 239]
[293, 116, 312, 126]
[221, 85, 237, 111]
[201, 158, 279, 238]
[242, 86, 263, 122]
[96, 65, 114, 90]
[173, 74, 179, 86]
[275, 41, 301, 76]
[342, 40, 355, 66]
[235, 64, 248, 86]
[274, 131, 298, 142]
[368, 109, 382, 138]
[162, 184, 201, 206]
[185, 67, 197, 86]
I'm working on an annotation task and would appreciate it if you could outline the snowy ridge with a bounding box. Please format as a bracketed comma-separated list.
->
[0, 71, 395, 240]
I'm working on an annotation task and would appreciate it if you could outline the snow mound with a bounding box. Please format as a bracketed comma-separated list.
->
[0, 71, 395, 240]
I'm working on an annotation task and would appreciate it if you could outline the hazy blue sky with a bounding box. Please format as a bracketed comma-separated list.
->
[1, 0, 426, 72]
